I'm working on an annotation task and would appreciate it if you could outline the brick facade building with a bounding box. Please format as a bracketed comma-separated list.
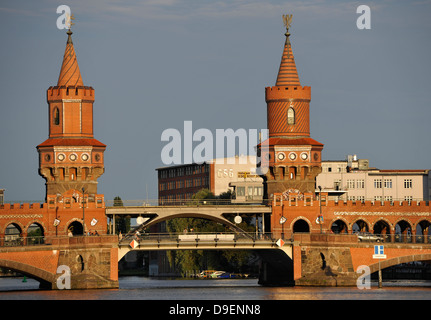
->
[157, 155, 263, 204]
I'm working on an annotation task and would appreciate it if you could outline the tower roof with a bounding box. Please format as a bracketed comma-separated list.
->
[57, 30, 84, 87]
[275, 17, 301, 87]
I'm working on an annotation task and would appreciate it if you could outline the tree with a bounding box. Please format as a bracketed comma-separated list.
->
[164, 189, 258, 275]
[113, 196, 130, 234]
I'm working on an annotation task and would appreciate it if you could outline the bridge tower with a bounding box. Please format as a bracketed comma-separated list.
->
[37, 29, 106, 200]
[259, 15, 324, 198]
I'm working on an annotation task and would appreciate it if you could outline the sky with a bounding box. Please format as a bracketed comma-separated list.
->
[0, 0, 430, 202]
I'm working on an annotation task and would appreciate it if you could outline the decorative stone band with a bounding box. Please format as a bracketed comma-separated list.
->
[335, 211, 431, 217]
[0, 214, 44, 219]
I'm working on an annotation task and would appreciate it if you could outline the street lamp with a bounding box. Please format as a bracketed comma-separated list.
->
[318, 186, 322, 233]
[82, 187, 85, 236]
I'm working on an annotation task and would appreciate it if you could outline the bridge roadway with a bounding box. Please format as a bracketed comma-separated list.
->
[118, 232, 291, 261]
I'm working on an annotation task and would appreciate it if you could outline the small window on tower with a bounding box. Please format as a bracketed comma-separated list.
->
[53, 107, 60, 125]
[287, 107, 295, 125]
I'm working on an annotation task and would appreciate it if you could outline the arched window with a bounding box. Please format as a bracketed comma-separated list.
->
[53, 107, 60, 125]
[287, 107, 295, 125]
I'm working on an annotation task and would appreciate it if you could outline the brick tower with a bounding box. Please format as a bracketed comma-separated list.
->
[259, 15, 323, 199]
[37, 29, 106, 200]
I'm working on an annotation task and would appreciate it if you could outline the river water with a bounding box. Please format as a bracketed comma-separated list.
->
[0, 276, 430, 300]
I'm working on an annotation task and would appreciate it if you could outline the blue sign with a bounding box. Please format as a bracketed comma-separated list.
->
[374, 245, 384, 255]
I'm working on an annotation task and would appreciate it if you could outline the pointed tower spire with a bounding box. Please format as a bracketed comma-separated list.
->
[57, 29, 84, 87]
[275, 14, 301, 86]
[260, 14, 323, 197]
[38, 25, 106, 199]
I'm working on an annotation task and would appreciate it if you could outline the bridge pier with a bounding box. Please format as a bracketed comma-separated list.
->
[292, 233, 359, 286]
[257, 247, 295, 286]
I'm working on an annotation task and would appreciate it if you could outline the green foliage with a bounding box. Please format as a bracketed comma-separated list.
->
[113, 196, 124, 206]
[113, 196, 130, 234]
[164, 188, 258, 275]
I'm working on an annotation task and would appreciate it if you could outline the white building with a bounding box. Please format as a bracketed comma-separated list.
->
[316, 155, 431, 203]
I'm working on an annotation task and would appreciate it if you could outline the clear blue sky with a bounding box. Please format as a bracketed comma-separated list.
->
[1, 0, 430, 202]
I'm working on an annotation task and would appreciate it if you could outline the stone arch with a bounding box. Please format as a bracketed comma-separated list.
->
[415, 219, 431, 243]
[372, 218, 392, 232]
[291, 217, 310, 233]
[351, 218, 370, 233]
[330, 218, 349, 234]
[277, 165, 286, 179]
[25, 220, 46, 236]
[394, 219, 413, 243]
[67, 219, 84, 236]
[415, 219, 431, 231]
[368, 253, 431, 275]
[5, 221, 25, 233]
[77, 254, 85, 272]
[371, 218, 392, 242]
[5, 222, 25, 242]
[25, 221, 46, 245]
[0, 259, 54, 289]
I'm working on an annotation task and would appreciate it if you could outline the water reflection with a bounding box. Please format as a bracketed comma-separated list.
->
[0, 277, 430, 300]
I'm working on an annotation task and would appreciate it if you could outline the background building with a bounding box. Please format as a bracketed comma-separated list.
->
[156, 155, 263, 204]
[316, 155, 431, 203]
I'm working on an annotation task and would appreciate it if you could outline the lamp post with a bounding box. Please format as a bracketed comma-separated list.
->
[82, 187, 85, 236]
[318, 185, 322, 233]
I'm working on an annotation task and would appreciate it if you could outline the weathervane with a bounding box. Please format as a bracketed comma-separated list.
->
[65, 13, 75, 45]
[65, 12, 75, 31]
[282, 14, 293, 37]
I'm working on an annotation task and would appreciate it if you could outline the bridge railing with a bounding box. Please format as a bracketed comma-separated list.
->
[105, 199, 271, 207]
[119, 231, 276, 246]
[0, 236, 47, 247]
[0, 234, 118, 247]
[291, 232, 431, 245]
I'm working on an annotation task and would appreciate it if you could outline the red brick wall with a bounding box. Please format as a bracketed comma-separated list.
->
[272, 194, 431, 238]
[0, 200, 107, 237]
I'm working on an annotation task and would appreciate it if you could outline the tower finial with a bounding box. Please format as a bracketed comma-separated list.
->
[65, 12, 75, 30]
[275, 13, 300, 86]
[57, 13, 83, 87]
[65, 13, 75, 43]
[282, 14, 293, 37]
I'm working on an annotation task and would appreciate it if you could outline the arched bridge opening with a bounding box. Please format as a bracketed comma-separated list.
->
[118, 244, 294, 287]
[114, 210, 291, 286]
[129, 212, 251, 238]
[368, 253, 431, 278]
[0, 259, 54, 289]
[105, 205, 272, 238]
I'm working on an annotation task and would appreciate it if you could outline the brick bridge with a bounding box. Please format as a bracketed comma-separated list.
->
[0, 235, 118, 289]
[1, 197, 431, 288]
